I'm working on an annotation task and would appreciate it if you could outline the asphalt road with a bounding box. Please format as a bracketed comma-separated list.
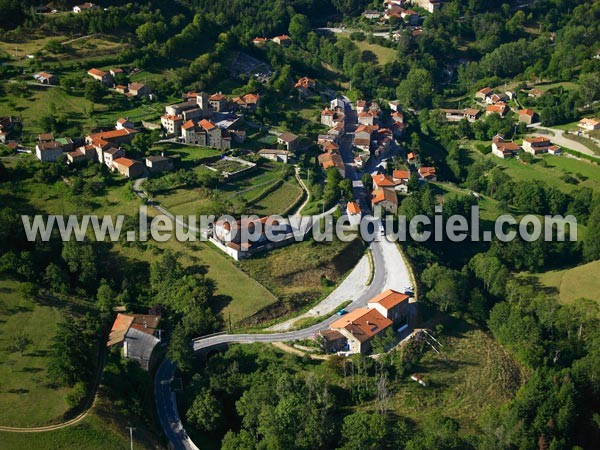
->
[152, 101, 412, 449]
[154, 235, 409, 450]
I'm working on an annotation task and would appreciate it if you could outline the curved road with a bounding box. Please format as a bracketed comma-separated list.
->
[154, 235, 409, 450]
[149, 131, 412, 449]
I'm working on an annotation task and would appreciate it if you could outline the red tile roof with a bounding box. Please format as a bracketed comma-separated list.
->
[368, 289, 409, 309]
[331, 307, 392, 343]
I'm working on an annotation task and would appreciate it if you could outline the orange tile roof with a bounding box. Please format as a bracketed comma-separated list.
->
[393, 169, 410, 180]
[294, 77, 315, 89]
[368, 289, 409, 309]
[209, 93, 227, 101]
[419, 166, 436, 177]
[347, 201, 361, 215]
[486, 103, 507, 114]
[199, 119, 216, 131]
[88, 68, 106, 77]
[107, 313, 135, 346]
[519, 109, 535, 116]
[372, 188, 398, 205]
[372, 173, 398, 187]
[88, 128, 137, 141]
[331, 307, 392, 343]
[181, 119, 195, 130]
[113, 157, 139, 168]
[477, 87, 492, 95]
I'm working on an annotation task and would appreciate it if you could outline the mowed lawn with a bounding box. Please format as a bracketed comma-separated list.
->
[488, 153, 600, 194]
[0, 279, 71, 427]
[535, 260, 600, 307]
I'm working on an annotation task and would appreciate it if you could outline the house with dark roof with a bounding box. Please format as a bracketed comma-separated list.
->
[145, 155, 174, 173]
[107, 313, 161, 370]
[277, 131, 299, 151]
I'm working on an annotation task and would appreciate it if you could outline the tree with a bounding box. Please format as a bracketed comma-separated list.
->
[9, 331, 31, 356]
[96, 279, 116, 313]
[84, 81, 105, 103]
[289, 14, 310, 41]
[186, 388, 223, 431]
[583, 203, 600, 262]
[421, 264, 467, 312]
[136, 21, 168, 44]
[397, 67, 434, 109]
[167, 324, 192, 372]
[44, 263, 69, 294]
[341, 411, 388, 450]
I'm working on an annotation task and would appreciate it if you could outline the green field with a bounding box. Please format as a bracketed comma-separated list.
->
[248, 181, 303, 215]
[487, 153, 600, 194]
[337, 33, 397, 66]
[0, 279, 71, 427]
[534, 260, 600, 306]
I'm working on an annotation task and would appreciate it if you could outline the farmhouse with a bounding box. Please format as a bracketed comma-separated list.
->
[146, 155, 174, 173]
[418, 166, 437, 181]
[518, 109, 536, 125]
[107, 313, 161, 370]
[578, 118, 600, 131]
[492, 139, 520, 159]
[371, 188, 398, 213]
[294, 77, 316, 96]
[86, 127, 139, 146]
[277, 131, 299, 151]
[486, 102, 509, 117]
[33, 71, 57, 85]
[475, 87, 493, 100]
[35, 141, 66, 162]
[112, 157, 145, 178]
[367, 289, 410, 324]
[411, 0, 441, 13]
[87, 68, 113, 85]
[330, 307, 393, 354]
[522, 136, 561, 155]
[318, 152, 345, 177]
[126, 82, 151, 98]
[161, 114, 184, 135]
[252, 37, 268, 46]
[272, 35, 292, 46]
[180, 119, 232, 149]
[209, 93, 228, 112]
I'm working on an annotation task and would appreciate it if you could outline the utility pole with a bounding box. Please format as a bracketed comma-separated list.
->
[127, 426, 135, 450]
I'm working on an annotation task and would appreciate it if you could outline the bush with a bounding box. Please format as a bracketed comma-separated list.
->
[65, 381, 88, 408]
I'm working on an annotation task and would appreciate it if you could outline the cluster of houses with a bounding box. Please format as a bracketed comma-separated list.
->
[491, 134, 561, 159]
[363, 0, 441, 22]
[160, 91, 258, 150]
[87, 67, 152, 99]
[252, 34, 292, 47]
[319, 289, 412, 354]
[35, 119, 175, 178]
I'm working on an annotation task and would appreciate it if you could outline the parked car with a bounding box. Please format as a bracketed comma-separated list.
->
[337, 309, 347, 316]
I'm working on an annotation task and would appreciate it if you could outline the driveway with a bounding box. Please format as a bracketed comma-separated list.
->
[527, 123, 599, 158]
